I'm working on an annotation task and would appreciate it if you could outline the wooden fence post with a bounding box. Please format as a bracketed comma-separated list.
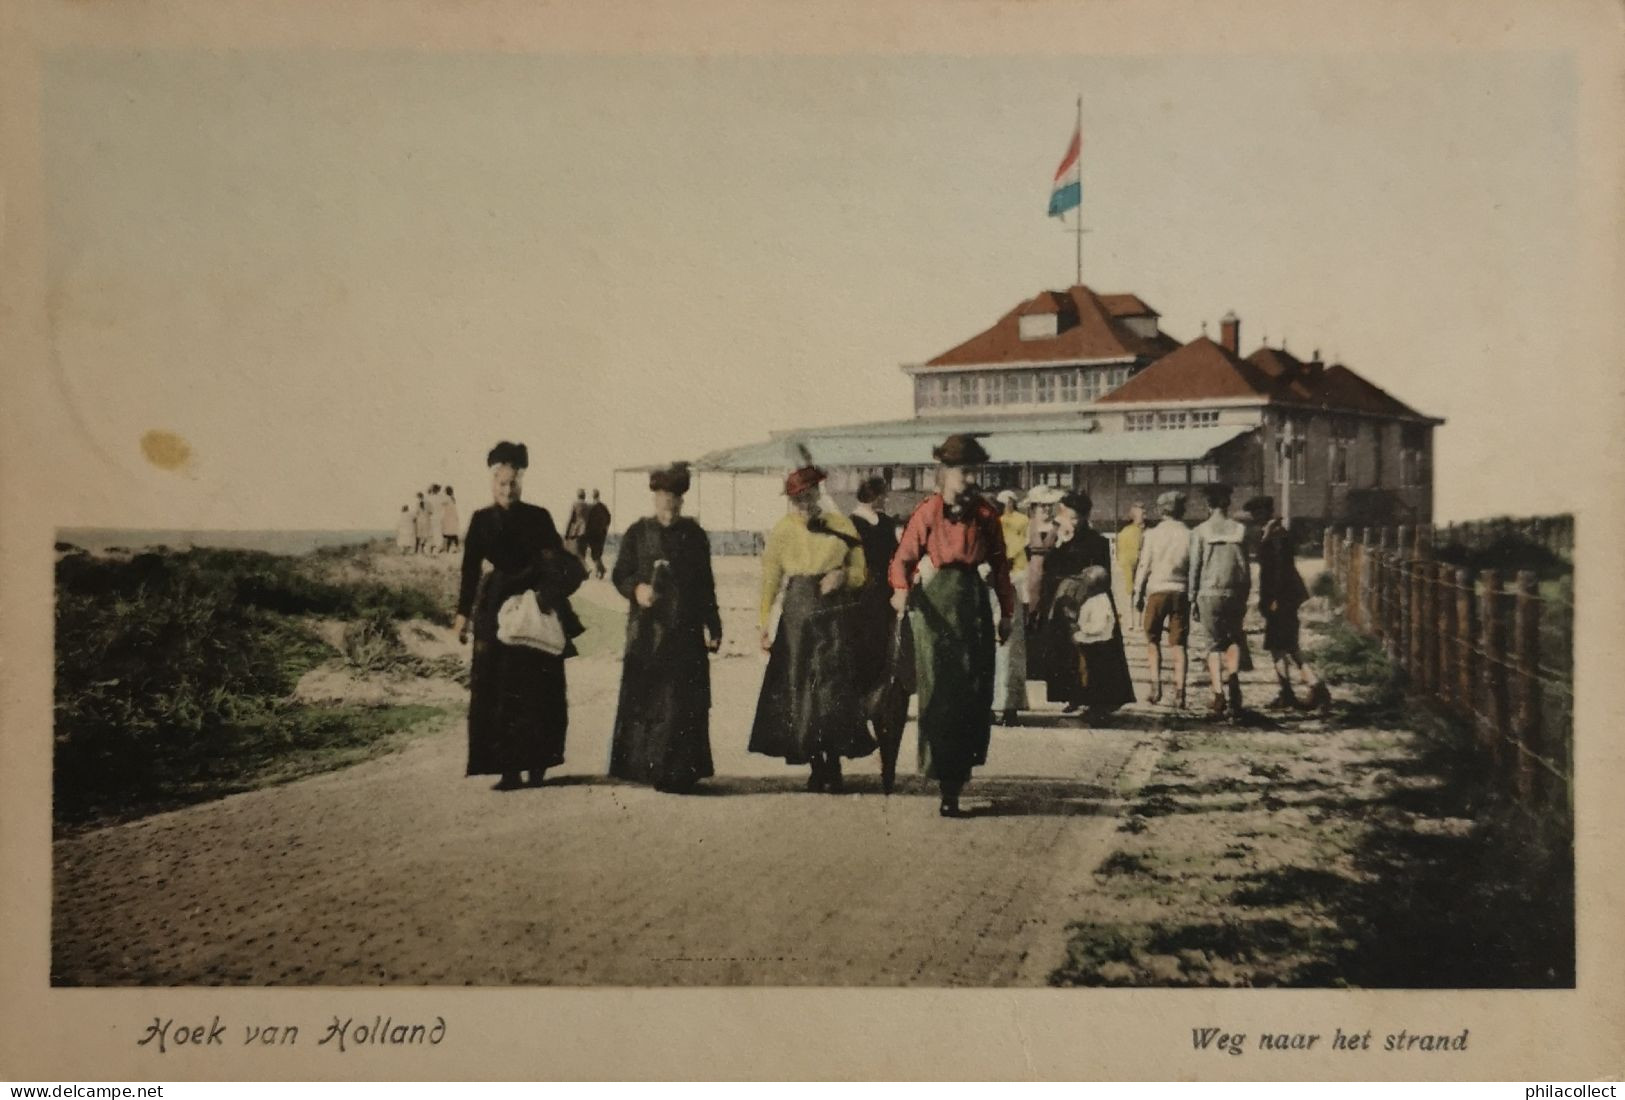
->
[1413, 559, 1431, 693]
[1358, 528, 1373, 629]
[1478, 569, 1506, 773]
[1436, 562, 1455, 710]
[1457, 568, 1476, 724]
[1395, 525, 1412, 670]
[1513, 571, 1543, 803]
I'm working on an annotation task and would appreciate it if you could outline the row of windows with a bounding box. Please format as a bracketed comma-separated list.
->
[916, 367, 1132, 410]
[1279, 418, 1430, 489]
[854, 462, 1223, 493]
[1124, 463, 1223, 486]
[1124, 410, 1222, 431]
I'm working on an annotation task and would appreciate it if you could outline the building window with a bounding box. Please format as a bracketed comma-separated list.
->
[1058, 371, 1079, 403]
[1371, 423, 1385, 487]
[1156, 411, 1189, 431]
[1126, 465, 1156, 485]
[1109, 367, 1130, 388]
[1191, 410, 1220, 427]
[1034, 465, 1072, 487]
[1402, 424, 1427, 488]
[1276, 418, 1308, 485]
[1080, 371, 1102, 402]
[1330, 440, 1349, 486]
[889, 467, 916, 491]
[956, 376, 977, 407]
[1157, 464, 1188, 484]
[1190, 463, 1221, 484]
[1035, 373, 1055, 404]
[1125, 412, 1155, 431]
[1330, 418, 1356, 486]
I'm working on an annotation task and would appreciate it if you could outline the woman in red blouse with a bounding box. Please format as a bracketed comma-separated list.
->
[889, 434, 1015, 817]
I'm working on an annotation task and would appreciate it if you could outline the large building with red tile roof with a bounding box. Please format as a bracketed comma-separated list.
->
[682, 284, 1442, 539]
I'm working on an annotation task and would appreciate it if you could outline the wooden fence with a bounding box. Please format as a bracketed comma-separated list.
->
[1321, 524, 1574, 814]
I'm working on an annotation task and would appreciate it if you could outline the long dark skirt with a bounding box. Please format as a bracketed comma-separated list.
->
[1039, 612, 1084, 703]
[911, 566, 995, 786]
[748, 576, 875, 764]
[609, 625, 714, 790]
[466, 576, 568, 776]
[1078, 630, 1137, 710]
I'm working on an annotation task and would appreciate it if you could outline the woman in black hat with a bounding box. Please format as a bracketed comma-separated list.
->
[1031, 489, 1136, 721]
[889, 434, 1015, 817]
[608, 463, 723, 792]
[454, 442, 587, 790]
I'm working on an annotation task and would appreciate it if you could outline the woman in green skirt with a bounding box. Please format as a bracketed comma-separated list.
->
[889, 434, 1015, 817]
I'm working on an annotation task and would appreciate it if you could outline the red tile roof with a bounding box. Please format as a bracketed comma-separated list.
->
[924, 284, 1180, 368]
[1097, 337, 1428, 419]
[1098, 293, 1158, 318]
[1097, 336, 1280, 403]
[1308, 364, 1423, 418]
[1247, 346, 1422, 417]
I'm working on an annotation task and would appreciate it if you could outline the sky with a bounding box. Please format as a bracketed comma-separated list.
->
[38, 48, 1580, 529]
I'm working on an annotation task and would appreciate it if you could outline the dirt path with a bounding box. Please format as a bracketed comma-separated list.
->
[53, 561, 1299, 987]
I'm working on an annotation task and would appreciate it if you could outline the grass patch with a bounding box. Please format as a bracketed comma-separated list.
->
[1053, 609, 1573, 988]
[54, 547, 462, 832]
[55, 702, 445, 832]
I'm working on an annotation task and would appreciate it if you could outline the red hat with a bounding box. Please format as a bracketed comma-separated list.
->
[783, 465, 827, 498]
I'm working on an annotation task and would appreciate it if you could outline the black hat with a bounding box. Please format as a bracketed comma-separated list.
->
[932, 433, 990, 467]
[1243, 495, 1275, 517]
[1203, 483, 1234, 508]
[486, 441, 529, 469]
[1059, 489, 1094, 518]
[649, 462, 692, 495]
[856, 475, 889, 504]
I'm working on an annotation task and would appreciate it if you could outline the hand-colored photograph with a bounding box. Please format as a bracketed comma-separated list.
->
[42, 47, 1578, 992]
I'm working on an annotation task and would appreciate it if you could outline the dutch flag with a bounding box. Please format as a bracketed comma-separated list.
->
[1048, 122, 1082, 218]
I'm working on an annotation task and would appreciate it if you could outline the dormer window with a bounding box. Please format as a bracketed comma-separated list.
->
[1018, 313, 1059, 341]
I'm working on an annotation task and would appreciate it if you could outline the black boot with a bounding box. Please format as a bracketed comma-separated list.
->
[493, 772, 522, 791]
[525, 768, 548, 788]
[939, 781, 964, 818]
[824, 754, 845, 794]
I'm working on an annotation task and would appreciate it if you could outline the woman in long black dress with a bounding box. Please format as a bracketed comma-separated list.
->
[849, 475, 912, 794]
[608, 463, 723, 793]
[454, 441, 586, 791]
[1031, 490, 1135, 721]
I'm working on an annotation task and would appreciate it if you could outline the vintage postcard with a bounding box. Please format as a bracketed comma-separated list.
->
[2, 0, 1622, 1082]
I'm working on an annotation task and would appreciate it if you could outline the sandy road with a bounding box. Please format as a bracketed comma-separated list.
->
[53, 656, 1179, 986]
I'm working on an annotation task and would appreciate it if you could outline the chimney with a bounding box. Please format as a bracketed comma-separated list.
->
[1219, 311, 1240, 354]
[1306, 347, 1325, 378]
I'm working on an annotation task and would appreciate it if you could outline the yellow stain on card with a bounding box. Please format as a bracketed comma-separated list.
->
[140, 429, 192, 471]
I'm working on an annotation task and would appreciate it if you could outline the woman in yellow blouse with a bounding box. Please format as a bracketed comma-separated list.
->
[747, 463, 874, 792]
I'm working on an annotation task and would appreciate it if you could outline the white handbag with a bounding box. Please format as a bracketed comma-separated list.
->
[495, 590, 568, 654]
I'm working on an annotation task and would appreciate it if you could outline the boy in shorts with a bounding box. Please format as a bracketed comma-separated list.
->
[1132, 490, 1192, 708]
[1189, 484, 1252, 719]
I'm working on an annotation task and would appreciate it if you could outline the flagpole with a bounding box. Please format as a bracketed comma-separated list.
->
[1074, 94, 1083, 286]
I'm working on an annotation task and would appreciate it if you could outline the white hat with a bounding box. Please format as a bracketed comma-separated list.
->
[1022, 485, 1064, 507]
[996, 489, 1019, 505]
